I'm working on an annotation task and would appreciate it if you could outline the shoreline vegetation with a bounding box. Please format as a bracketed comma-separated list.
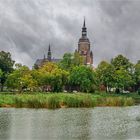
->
[0, 92, 139, 109]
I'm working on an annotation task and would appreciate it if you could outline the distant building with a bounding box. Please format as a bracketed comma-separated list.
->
[76, 19, 93, 65]
[34, 19, 93, 68]
[34, 44, 61, 68]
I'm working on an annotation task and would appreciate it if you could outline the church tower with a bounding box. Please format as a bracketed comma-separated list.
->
[47, 44, 52, 61]
[77, 19, 93, 65]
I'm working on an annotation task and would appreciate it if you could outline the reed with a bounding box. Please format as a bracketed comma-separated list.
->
[0, 93, 135, 109]
[98, 96, 134, 106]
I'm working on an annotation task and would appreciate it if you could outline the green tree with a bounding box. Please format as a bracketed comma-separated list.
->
[0, 69, 3, 78]
[59, 52, 84, 71]
[111, 54, 133, 71]
[113, 68, 134, 93]
[136, 60, 140, 65]
[134, 61, 140, 91]
[39, 62, 69, 92]
[69, 66, 96, 92]
[0, 51, 15, 91]
[73, 51, 84, 66]
[6, 66, 37, 93]
[59, 53, 73, 70]
[96, 61, 115, 92]
[15, 63, 22, 69]
[111, 55, 135, 93]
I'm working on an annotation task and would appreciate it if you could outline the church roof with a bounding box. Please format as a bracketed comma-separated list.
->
[35, 59, 43, 66]
[52, 58, 62, 63]
[34, 58, 62, 67]
[34, 43, 62, 68]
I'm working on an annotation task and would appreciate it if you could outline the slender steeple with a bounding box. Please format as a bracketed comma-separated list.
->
[47, 44, 51, 61]
[83, 17, 86, 27]
[78, 18, 93, 66]
[82, 18, 87, 38]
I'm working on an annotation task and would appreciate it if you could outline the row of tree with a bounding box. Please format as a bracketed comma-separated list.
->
[1, 51, 140, 93]
[6, 52, 96, 93]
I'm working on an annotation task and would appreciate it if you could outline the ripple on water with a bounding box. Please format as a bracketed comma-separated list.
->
[90, 106, 140, 139]
[0, 106, 139, 140]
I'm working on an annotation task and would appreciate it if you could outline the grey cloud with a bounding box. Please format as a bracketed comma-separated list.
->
[0, 0, 140, 67]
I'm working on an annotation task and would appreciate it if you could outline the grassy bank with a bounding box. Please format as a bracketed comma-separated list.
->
[0, 92, 136, 109]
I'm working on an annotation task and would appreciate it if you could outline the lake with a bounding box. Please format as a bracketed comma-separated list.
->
[0, 106, 140, 140]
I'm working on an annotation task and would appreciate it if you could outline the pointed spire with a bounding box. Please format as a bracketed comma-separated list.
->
[83, 17, 86, 28]
[47, 44, 52, 61]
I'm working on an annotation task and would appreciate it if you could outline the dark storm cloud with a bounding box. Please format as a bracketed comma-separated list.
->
[97, 0, 140, 64]
[0, 0, 140, 67]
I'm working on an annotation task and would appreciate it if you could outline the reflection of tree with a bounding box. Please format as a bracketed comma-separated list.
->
[62, 109, 92, 140]
[30, 109, 61, 139]
[9, 109, 32, 139]
[0, 109, 11, 140]
[31, 109, 92, 140]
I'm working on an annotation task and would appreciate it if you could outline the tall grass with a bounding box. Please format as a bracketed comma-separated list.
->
[61, 95, 94, 108]
[0, 93, 135, 109]
[98, 97, 134, 106]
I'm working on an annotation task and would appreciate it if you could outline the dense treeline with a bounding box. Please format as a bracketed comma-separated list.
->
[1, 51, 140, 93]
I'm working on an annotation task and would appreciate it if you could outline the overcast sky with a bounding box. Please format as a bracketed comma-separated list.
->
[0, 0, 140, 67]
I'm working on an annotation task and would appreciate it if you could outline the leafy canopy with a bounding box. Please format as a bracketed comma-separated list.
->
[0, 51, 15, 91]
[69, 66, 96, 92]
[6, 65, 37, 92]
[38, 62, 69, 92]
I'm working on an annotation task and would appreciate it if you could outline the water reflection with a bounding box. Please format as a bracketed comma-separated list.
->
[9, 109, 33, 140]
[31, 109, 92, 140]
[0, 109, 11, 140]
[0, 106, 139, 140]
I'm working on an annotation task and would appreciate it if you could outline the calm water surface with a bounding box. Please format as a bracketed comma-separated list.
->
[0, 106, 140, 140]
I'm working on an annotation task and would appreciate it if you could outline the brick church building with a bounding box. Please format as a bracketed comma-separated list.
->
[34, 19, 93, 68]
[76, 19, 93, 65]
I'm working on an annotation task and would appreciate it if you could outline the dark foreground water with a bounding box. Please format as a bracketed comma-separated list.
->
[0, 106, 140, 140]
